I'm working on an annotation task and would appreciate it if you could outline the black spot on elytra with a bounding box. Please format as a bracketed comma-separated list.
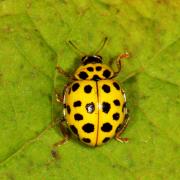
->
[87, 67, 94, 72]
[113, 82, 120, 90]
[84, 85, 92, 93]
[96, 66, 102, 71]
[86, 102, 95, 113]
[82, 138, 91, 143]
[73, 100, 82, 107]
[113, 99, 120, 106]
[113, 113, 120, 120]
[101, 123, 112, 132]
[82, 123, 94, 133]
[66, 105, 71, 114]
[70, 125, 78, 136]
[103, 137, 110, 143]
[102, 84, 110, 93]
[79, 71, 88, 79]
[72, 83, 80, 92]
[92, 75, 100, 81]
[103, 69, 111, 78]
[102, 102, 111, 113]
[74, 113, 83, 121]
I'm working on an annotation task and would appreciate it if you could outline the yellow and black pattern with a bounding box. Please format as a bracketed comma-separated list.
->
[97, 79, 126, 145]
[64, 79, 127, 146]
[74, 63, 114, 81]
[64, 81, 98, 146]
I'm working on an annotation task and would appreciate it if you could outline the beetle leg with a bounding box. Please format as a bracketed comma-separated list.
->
[56, 65, 73, 80]
[115, 112, 129, 143]
[112, 52, 129, 77]
[51, 119, 71, 159]
[55, 90, 64, 104]
[53, 118, 71, 148]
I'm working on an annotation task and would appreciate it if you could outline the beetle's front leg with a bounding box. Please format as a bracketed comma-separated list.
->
[56, 65, 73, 80]
[112, 52, 129, 77]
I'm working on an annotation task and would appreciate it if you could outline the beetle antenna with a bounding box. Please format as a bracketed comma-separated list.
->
[68, 40, 86, 57]
[94, 37, 108, 55]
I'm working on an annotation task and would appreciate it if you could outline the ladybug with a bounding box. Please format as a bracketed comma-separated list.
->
[55, 38, 129, 147]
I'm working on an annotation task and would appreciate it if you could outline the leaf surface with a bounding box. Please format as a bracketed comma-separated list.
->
[0, 1, 179, 179]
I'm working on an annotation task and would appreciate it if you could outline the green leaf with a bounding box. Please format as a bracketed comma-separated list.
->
[0, 0, 179, 179]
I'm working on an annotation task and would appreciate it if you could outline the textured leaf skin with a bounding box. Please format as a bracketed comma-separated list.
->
[0, 1, 179, 179]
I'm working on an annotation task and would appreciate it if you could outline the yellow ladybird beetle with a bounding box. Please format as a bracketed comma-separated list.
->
[55, 38, 129, 147]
